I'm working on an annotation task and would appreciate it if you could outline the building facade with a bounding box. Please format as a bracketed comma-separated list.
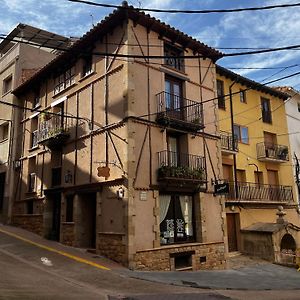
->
[13, 4, 227, 271]
[0, 24, 69, 223]
[216, 66, 300, 254]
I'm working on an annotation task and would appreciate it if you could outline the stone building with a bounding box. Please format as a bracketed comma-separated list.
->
[13, 3, 227, 271]
[0, 24, 69, 223]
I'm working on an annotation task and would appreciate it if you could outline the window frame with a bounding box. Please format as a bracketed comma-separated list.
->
[2, 75, 13, 95]
[54, 66, 75, 95]
[239, 89, 247, 103]
[261, 97, 272, 124]
[0, 123, 9, 142]
[164, 43, 184, 72]
[217, 79, 226, 109]
[82, 54, 93, 78]
[159, 194, 195, 246]
[233, 124, 249, 144]
[28, 173, 36, 193]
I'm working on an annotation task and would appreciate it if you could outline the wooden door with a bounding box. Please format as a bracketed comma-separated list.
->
[227, 213, 239, 252]
[222, 164, 233, 182]
[267, 170, 279, 185]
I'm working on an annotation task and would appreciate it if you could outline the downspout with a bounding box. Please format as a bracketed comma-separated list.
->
[229, 81, 238, 199]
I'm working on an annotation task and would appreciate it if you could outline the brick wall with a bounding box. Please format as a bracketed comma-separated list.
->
[61, 222, 75, 246]
[98, 233, 127, 265]
[12, 214, 43, 236]
[134, 242, 226, 271]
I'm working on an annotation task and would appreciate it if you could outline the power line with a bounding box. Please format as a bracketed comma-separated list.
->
[68, 0, 300, 14]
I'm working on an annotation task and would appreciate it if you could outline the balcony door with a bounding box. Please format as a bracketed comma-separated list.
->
[167, 135, 179, 167]
[165, 77, 182, 119]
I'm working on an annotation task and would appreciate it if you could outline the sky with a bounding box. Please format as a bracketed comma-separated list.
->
[1, 0, 300, 89]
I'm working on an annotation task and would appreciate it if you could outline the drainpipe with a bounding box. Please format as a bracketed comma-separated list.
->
[229, 82, 238, 199]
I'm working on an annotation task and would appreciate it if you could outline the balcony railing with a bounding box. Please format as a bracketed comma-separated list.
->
[37, 115, 70, 148]
[226, 182, 293, 203]
[157, 150, 206, 183]
[257, 142, 289, 162]
[156, 92, 204, 131]
[220, 131, 238, 153]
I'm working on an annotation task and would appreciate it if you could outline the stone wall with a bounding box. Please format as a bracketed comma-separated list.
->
[12, 214, 43, 236]
[134, 242, 226, 271]
[98, 233, 127, 265]
[61, 222, 75, 246]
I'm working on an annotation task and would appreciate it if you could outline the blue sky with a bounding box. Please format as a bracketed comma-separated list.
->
[1, 0, 300, 88]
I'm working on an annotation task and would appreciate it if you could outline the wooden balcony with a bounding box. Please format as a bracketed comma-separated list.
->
[257, 142, 289, 163]
[157, 150, 207, 192]
[226, 182, 293, 204]
[156, 92, 204, 132]
[220, 131, 238, 155]
[37, 115, 70, 149]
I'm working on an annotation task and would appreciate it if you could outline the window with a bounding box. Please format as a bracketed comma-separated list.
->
[298, 103, 300, 113]
[2, 75, 12, 95]
[51, 167, 62, 187]
[165, 76, 182, 116]
[233, 124, 249, 144]
[54, 66, 75, 95]
[30, 118, 38, 148]
[26, 200, 34, 214]
[28, 173, 36, 192]
[33, 86, 41, 108]
[0, 123, 9, 142]
[164, 43, 184, 71]
[217, 80, 225, 109]
[82, 55, 93, 77]
[240, 89, 246, 103]
[160, 195, 194, 245]
[261, 97, 272, 124]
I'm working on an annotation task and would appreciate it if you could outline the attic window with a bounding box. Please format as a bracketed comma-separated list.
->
[164, 43, 184, 72]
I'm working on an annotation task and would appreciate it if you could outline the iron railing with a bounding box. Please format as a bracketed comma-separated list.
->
[226, 181, 293, 202]
[157, 150, 206, 181]
[220, 131, 238, 152]
[156, 92, 204, 128]
[38, 115, 70, 143]
[257, 142, 289, 162]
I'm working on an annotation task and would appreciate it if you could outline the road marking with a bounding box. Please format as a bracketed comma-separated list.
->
[0, 228, 110, 271]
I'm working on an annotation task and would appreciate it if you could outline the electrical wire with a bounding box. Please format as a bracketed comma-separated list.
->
[68, 0, 300, 14]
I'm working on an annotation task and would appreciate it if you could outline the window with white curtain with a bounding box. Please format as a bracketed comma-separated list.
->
[159, 194, 194, 245]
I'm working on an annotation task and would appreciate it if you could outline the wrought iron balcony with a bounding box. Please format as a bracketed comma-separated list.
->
[257, 142, 289, 163]
[220, 131, 238, 154]
[37, 115, 70, 149]
[157, 150, 207, 191]
[156, 92, 204, 131]
[226, 182, 293, 203]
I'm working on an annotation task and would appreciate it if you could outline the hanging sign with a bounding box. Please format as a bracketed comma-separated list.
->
[214, 182, 229, 195]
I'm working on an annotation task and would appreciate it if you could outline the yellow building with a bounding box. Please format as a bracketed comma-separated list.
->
[216, 65, 300, 253]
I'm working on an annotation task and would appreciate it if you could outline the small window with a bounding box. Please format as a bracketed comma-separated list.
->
[298, 103, 300, 113]
[240, 89, 246, 103]
[2, 75, 12, 95]
[30, 118, 38, 148]
[0, 123, 9, 142]
[233, 124, 249, 144]
[217, 80, 225, 109]
[164, 43, 184, 71]
[33, 86, 41, 108]
[54, 66, 75, 95]
[28, 173, 36, 192]
[82, 55, 93, 77]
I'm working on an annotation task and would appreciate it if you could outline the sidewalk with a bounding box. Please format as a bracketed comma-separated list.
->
[1, 224, 299, 291]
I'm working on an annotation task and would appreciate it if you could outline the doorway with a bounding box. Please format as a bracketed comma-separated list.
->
[227, 213, 240, 252]
[44, 193, 61, 241]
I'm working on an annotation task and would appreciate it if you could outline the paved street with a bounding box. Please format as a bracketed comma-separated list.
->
[0, 224, 300, 300]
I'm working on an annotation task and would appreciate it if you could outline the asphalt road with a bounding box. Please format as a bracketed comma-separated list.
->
[0, 227, 300, 300]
